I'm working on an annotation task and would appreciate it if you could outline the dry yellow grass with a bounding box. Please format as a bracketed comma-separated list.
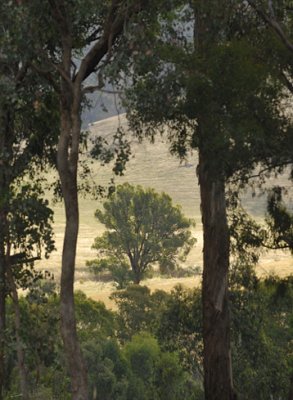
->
[35, 114, 292, 304]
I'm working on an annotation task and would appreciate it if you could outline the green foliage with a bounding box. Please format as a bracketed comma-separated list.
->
[0, 1, 58, 326]
[156, 285, 203, 378]
[228, 198, 266, 265]
[8, 182, 55, 261]
[123, 332, 196, 400]
[230, 272, 293, 399]
[74, 291, 116, 340]
[75, 292, 197, 400]
[112, 273, 292, 400]
[5, 287, 119, 399]
[124, 333, 160, 382]
[111, 285, 169, 342]
[89, 183, 195, 284]
[87, 257, 134, 289]
[4, 280, 61, 397]
[111, 284, 204, 390]
[4, 269, 291, 399]
[265, 186, 293, 252]
[228, 188, 293, 273]
[121, 0, 292, 191]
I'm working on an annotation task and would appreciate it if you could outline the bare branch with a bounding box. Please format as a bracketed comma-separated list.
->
[280, 70, 293, 93]
[82, 85, 122, 95]
[75, 0, 147, 84]
[85, 28, 102, 45]
[247, 0, 293, 54]
[54, 63, 73, 88]
[9, 252, 41, 266]
[228, 160, 293, 184]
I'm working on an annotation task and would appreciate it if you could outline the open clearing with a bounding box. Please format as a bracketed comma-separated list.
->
[36, 114, 292, 307]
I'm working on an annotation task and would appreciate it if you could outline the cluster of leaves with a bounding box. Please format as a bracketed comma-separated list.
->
[119, 0, 292, 178]
[113, 273, 293, 400]
[4, 282, 200, 400]
[4, 264, 292, 400]
[230, 271, 293, 399]
[228, 185, 293, 267]
[265, 186, 293, 252]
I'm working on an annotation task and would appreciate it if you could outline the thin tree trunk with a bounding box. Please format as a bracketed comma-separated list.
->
[6, 262, 29, 400]
[47, 3, 149, 398]
[0, 237, 5, 400]
[288, 373, 293, 400]
[57, 82, 88, 400]
[132, 265, 141, 285]
[0, 106, 8, 400]
[198, 147, 236, 400]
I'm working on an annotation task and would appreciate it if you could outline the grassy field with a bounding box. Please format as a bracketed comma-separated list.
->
[36, 114, 292, 306]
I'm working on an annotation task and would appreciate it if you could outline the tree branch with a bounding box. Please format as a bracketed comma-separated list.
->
[82, 85, 122, 95]
[48, 0, 72, 75]
[75, 0, 147, 84]
[54, 63, 73, 88]
[280, 70, 293, 94]
[247, 0, 293, 54]
[228, 160, 293, 184]
[9, 253, 41, 266]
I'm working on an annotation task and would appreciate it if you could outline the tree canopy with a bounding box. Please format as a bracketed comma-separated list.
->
[117, 2, 292, 397]
[89, 183, 195, 284]
[1, 1, 293, 399]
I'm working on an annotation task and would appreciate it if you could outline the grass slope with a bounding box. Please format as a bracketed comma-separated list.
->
[37, 114, 292, 305]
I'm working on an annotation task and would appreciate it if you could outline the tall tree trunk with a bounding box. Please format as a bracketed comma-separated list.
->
[288, 373, 293, 400]
[6, 263, 29, 400]
[0, 106, 8, 400]
[0, 235, 5, 400]
[198, 148, 236, 400]
[57, 82, 88, 400]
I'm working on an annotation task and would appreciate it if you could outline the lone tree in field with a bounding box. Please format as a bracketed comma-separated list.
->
[90, 183, 195, 284]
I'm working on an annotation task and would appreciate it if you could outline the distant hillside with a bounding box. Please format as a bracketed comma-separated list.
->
[81, 90, 123, 127]
[87, 114, 200, 219]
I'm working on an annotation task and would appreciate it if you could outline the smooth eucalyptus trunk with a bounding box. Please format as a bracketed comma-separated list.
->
[198, 148, 236, 400]
[57, 82, 88, 400]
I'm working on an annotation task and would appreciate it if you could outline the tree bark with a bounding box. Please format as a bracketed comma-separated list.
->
[46, 3, 150, 398]
[0, 106, 8, 400]
[133, 273, 141, 285]
[288, 372, 293, 400]
[0, 233, 5, 400]
[57, 81, 88, 400]
[198, 147, 236, 400]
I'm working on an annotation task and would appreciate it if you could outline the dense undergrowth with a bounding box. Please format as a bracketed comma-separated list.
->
[4, 267, 293, 400]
